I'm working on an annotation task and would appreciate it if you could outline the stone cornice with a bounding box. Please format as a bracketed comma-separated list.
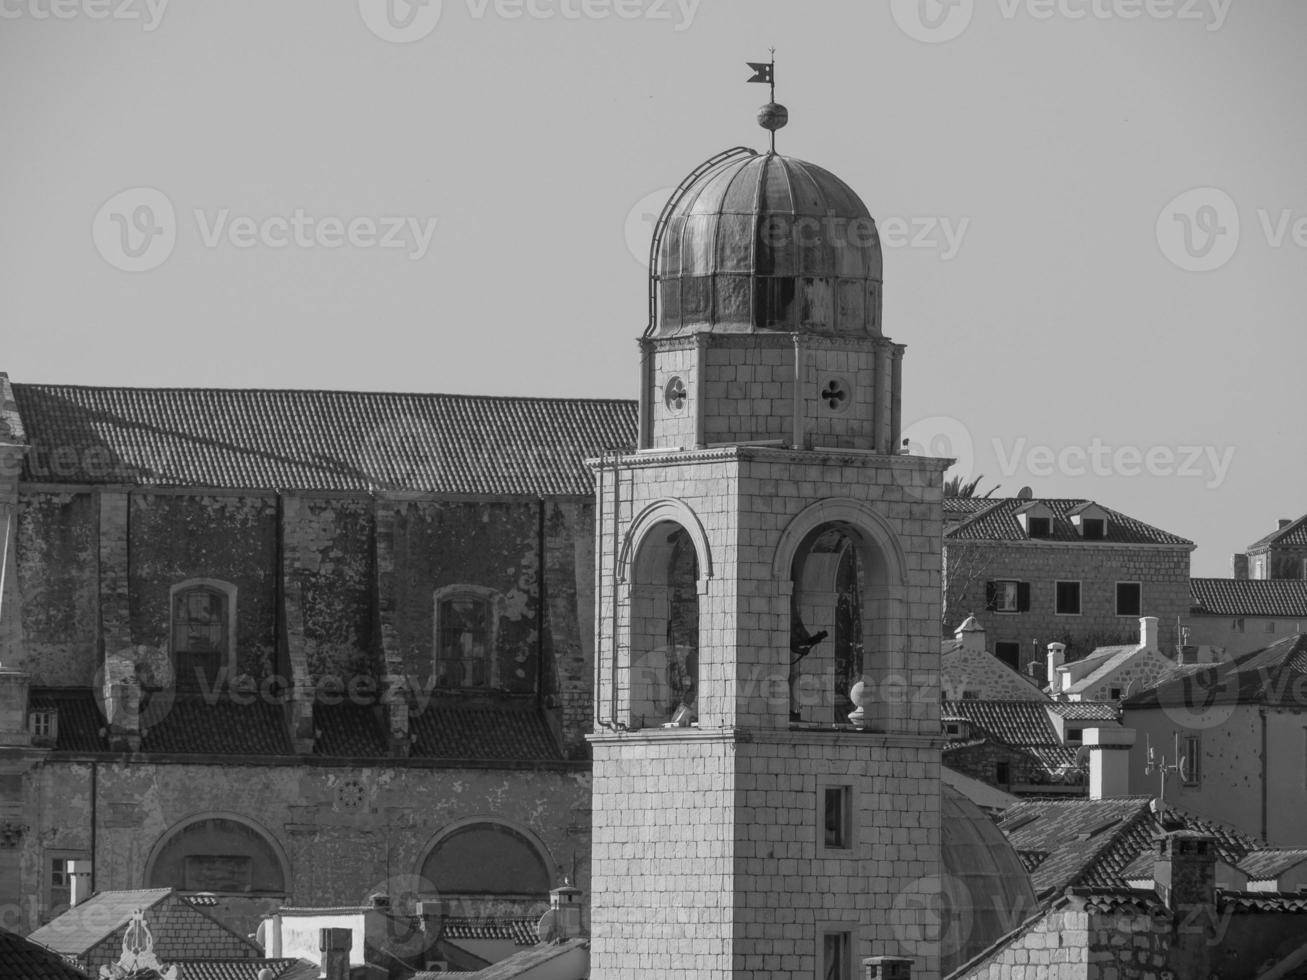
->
[587, 727, 944, 750]
[590, 445, 951, 473]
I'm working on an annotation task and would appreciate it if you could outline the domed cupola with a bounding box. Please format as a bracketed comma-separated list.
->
[635, 94, 904, 456]
[653, 151, 883, 338]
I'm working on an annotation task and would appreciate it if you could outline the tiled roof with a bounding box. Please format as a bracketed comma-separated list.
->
[1238, 849, 1307, 881]
[442, 918, 540, 946]
[1046, 702, 1118, 721]
[312, 701, 390, 757]
[11, 384, 637, 496]
[413, 939, 588, 980]
[941, 700, 1061, 748]
[1219, 893, 1307, 913]
[171, 959, 316, 980]
[29, 688, 108, 752]
[1126, 634, 1307, 709]
[28, 889, 172, 955]
[945, 498, 1192, 546]
[140, 696, 293, 755]
[1191, 577, 1307, 618]
[0, 928, 90, 979]
[1248, 515, 1307, 549]
[409, 701, 562, 762]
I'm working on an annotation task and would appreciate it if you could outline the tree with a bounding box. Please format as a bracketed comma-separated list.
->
[943, 473, 999, 498]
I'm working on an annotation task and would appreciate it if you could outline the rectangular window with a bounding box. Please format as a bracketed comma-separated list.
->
[1055, 581, 1081, 615]
[961, 690, 980, 700]
[1081, 518, 1106, 540]
[995, 761, 1011, 785]
[986, 581, 1030, 613]
[1182, 735, 1201, 786]
[1027, 517, 1051, 538]
[820, 931, 852, 980]
[995, 642, 1020, 670]
[1110, 687, 1123, 700]
[1066, 728, 1083, 744]
[821, 786, 852, 851]
[1116, 582, 1142, 617]
[437, 596, 492, 688]
[30, 711, 55, 739]
[944, 723, 960, 736]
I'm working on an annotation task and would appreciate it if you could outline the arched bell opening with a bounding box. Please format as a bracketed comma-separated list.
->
[626, 521, 701, 729]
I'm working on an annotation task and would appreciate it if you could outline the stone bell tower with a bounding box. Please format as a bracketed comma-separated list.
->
[587, 91, 950, 980]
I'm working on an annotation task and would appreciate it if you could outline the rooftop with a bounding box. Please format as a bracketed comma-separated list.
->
[1125, 633, 1307, 709]
[1191, 577, 1307, 618]
[945, 497, 1192, 546]
[1248, 514, 1307, 550]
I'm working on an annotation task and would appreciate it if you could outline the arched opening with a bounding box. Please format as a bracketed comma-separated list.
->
[789, 521, 898, 725]
[627, 521, 701, 729]
[419, 820, 553, 920]
[147, 814, 287, 895]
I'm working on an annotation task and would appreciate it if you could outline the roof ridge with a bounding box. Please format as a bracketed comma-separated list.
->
[13, 381, 637, 405]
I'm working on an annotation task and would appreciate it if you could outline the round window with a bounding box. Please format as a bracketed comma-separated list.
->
[664, 376, 688, 414]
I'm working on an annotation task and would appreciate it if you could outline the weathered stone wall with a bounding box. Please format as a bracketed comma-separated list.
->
[944, 543, 1192, 672]
[955, 905, 1089, 978]
[941, 648, 1048, 702]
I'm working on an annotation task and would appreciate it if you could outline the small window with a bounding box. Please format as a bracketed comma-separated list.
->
[995, 761, 1011, 785]
[1182, 735, 1201, 786]
[1066, 728, 1083, 744]
[821, 786, 853, 851]
[820, 931, 853, 980]
[30, 710, 56, 740]
[995, 642, 1020, 670]
[1266, 620, 1278, 633]
[1055, 581, 1081, 616]
[1109, 687, 1123, 700]
[986, 581, 1029, 613]
[1116, 582, 1142, 617]
[961, 690, 980, 700]
[944, 723, 960, 736]
[435, 591, 496, 688]
[1027, 517, 1051, 538]
[170, 581, 235, 691]
[1081, 518, 1106, 540]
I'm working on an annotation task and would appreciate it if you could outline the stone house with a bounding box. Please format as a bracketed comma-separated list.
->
[940, 616, 1047, 702]
[1236, 514, 1307, 581]
[1188, 576, 1307, 656]
[943, 497, 1194, 676]
[1049, 616, 1178, 703]
[0, 376, 635, 937]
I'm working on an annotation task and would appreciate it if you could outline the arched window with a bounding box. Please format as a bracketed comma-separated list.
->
[627, 522, 701, 728]
[147, 815, 287, 895]
[169, 580, 236, 691]
[433, 586, 499, 689]
[420, 821, 551, 899]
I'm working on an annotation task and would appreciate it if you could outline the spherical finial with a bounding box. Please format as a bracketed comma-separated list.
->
[757, 102, 788, 133]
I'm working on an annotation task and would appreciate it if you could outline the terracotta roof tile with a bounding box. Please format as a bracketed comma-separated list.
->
[1237, 849, 1307, 881]
[11, 384, 637, 496]
[312, 701, 390, 757]
[29, 688, 108, 752]
[1046, 702, 1118, 721]
[28, 889, 173, 955]
[171, 959, 315, 980]
[1191, 577, 1307, 618]
[1248, 515, 1307, 549]
[0, 928, 90, 979]
[409, 701, 561, 762]
[1126, 634, 1307, 708]
[940, 700, 1061, 748]
[442, 918, 540, 946]
[945, 498, 1192, 546]
[140, 696, 293, 755]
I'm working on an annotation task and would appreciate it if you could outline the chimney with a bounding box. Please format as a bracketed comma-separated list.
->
[1153, 831, 1216, 978]
[67, 860, 92, 907]
[1232, 553, 1249, 580]
[0, 663, 32, 747]
[548, 881, 585, 939]
[319, 927, 352, 980]
[1046, 643, 1066, 694]
[1086, 727, 1135, 799]
[953, 615, 985, 654]
[863, 957, 912, 979]
[1139, 616, 1159, 652]
[1279, 519, 1293, 530]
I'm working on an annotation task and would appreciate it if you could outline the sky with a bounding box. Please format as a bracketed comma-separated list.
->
[1, 0, 1304, 577]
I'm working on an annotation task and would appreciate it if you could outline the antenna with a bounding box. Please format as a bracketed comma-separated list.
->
[1144, 731, 1187, 817]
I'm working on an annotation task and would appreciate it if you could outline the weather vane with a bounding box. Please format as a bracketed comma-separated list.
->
[747, 49, 787, 152]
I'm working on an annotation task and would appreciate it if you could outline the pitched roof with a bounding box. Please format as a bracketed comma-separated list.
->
[945, 498, 1192, 546]
[0, 928, 91, 979]
[1046, 702, 1118, 721]
[941, 700, 1062, 748]
[442, 918, 540, 946]
[413, 939, 589, 980]
[1238, 849, 1307, 881]
[29, 688, 109, 752]
[1126, 634, 1307, 709]
[10, 384, 637, 496]
[1248, 514, 1307, 550]
[140, 696, 294, 755]
[28, 889, 173, 955]
[409, 701, 562, 762]
[312, 701, 391, 757]
[1191, 577, 1307, 618]
[170, 959, 318, 980]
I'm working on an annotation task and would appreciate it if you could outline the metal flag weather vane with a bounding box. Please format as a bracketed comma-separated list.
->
[747, 50, 787, 152]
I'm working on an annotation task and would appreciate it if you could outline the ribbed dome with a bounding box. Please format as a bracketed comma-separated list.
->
[653, 150, 883, 338]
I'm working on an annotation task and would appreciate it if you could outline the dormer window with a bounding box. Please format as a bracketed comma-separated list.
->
[30, 710, 56, 743]
[1027, 517, 1051, 537]
[1081, 518, 1105, 539]
[1015, 502, 1056, 538]
[1066, 727, 1083, 744]
[1069, 503, 1110, 539]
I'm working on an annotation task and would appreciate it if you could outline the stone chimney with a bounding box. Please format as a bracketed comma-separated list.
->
[1046, 643, 1066, 694]
[953, 615, 985, 654]
[319, 927, 352, 980]
[1279, 518, 1293, 530]
[0, 663, 32, 747]
[549, 881, 584, 939]
[1232, 553, 1249, 580]
[863, 957, 912, 979]
[1085, 727, 1135, 799]
[1153, 831, 1216, 978]
[67, 860, 92, 907]
[1139, 616, 1159, 652]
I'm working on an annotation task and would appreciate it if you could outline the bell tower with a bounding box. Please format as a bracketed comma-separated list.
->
[588, 86, 950, 980]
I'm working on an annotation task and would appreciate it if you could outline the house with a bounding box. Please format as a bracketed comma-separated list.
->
[1188, 576, 1307, 655]
[1235, 514, 1307, 580]
[0, 376, 625, 935]
[0, 926, 90, 979]
[1048, 615, 1185, 702]
[943, 496, 1194, 674]
[1123, 633, 1307, 847]
[940, 615, 1047, 702]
